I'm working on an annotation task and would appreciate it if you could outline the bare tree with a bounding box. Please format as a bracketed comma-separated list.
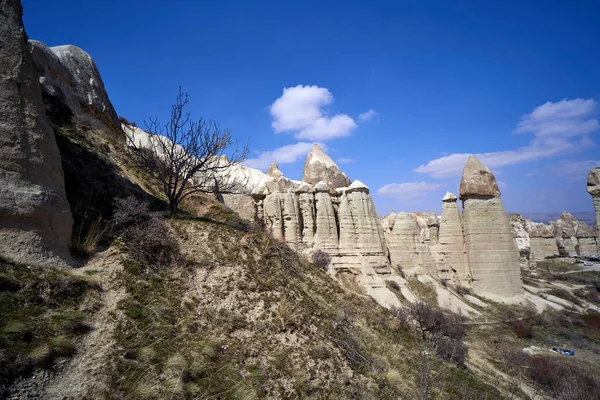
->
[124, 87, 249, 215]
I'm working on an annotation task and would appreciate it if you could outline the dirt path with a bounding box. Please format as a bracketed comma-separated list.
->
[43, 247, 125, 400]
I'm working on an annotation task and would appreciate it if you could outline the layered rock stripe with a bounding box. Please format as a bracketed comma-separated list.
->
[460, 156, 523, 298]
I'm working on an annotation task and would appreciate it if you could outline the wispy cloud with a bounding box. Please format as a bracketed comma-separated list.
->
[269, 85, 357, 141]
[377, 181, 440, 202]
[337, 157, 355, 164]
[358, 109, 377, 122]
[414, 98, 599, 178]
[245, 142, 326, 170]
[551, 159, 600, 181]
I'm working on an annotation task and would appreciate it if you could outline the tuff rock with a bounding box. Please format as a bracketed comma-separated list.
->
[459, 156, 522, 298]
[302, 144, 351, 189]
[0, 0, 73, 267]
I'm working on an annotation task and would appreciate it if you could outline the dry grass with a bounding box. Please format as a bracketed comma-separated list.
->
[71, 213, 108, 257]
[0, 257, 99, 396]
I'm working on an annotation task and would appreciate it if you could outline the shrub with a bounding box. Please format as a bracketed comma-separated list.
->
[387, 280, 401, 292]
[122, 217, 180, 272]
[528, 356, 600, 399]
[390, 306, 411, 327]
[408, 302, 466, 366]
[396, 265, 406, 278]
[511, 320, 533, 339]
[454, 285, 472, 296]
[112, 196, 149, 227]
[312, 249, 331, 271]
[547, 287, 582, 306]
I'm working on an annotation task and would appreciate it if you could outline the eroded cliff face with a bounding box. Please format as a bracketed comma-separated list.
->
[460, 156, 523, 298]
[0, 0, 73, 267]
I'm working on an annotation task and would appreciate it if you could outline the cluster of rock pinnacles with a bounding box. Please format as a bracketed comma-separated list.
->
[1, 0, 599, 310]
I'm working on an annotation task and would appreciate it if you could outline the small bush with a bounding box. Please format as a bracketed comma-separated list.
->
[547, 288, 582, 306]
[387, 280, 401, 292]
[407, 302, 466, 366]
[454, 285, 472, 296]
[511, 320, 533, 339]
[528, 356, 600, 399]
[112, 196, 149, 227]
[123, 217, 180, 272]
[390, 306, 411, 327]
[312, 249, 331, 271]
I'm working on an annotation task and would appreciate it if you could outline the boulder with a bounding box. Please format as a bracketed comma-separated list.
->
[302, 144, 351, 189]
[0, 0, 73, 267]
[459, 156, 500, 199]
[459, 156, 522, 298]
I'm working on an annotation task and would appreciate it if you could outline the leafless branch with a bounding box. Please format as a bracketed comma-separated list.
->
[124, 87, 250, 215]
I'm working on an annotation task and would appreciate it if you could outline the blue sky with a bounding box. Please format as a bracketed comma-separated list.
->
[23, 0, 600, 216]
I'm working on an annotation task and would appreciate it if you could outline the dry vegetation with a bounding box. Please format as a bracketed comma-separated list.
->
[0, 257, 101, 397]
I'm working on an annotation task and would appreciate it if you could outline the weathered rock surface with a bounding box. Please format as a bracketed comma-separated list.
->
[267, 161, 283, 178]
[459, 156, 522, 298]
[432, 192, 470, 280]
[29, 40, 121, 136]
[0, 0, 73, 267]
[586, 169, 600, 254]
[459, 156, 500, 198]
[335, 181, 390, 275]
[384, 212, 435, 274]
[302, 144, 351, 189]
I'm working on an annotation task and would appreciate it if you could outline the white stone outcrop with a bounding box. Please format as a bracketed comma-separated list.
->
[29, 40, 121, 136]
[459, 156, 522, 298]
[0, 0, 73, 267]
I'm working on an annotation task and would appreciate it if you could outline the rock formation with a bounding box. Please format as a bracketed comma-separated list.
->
[432, 192, 470, 281]
[267, 161, 283, 178]
[302, 144, 351, 189]
[587, 167, 600, 254]
[0, 0, 73, 267]
[526, 220, 559, 261]
[459, 156, 522, 298]
[29, 40, 121, 136]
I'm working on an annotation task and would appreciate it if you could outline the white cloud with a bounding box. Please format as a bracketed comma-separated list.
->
[415, 98, 599, 178]
[498, 180, 508, 189]
[551, 159, 600, 181]
[269, 85, 358, 141]
[245, 142, 326, 170]
[358, 109, 377, 122]
[377, 182, 440, 202]
[337, 157, 355, 164]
